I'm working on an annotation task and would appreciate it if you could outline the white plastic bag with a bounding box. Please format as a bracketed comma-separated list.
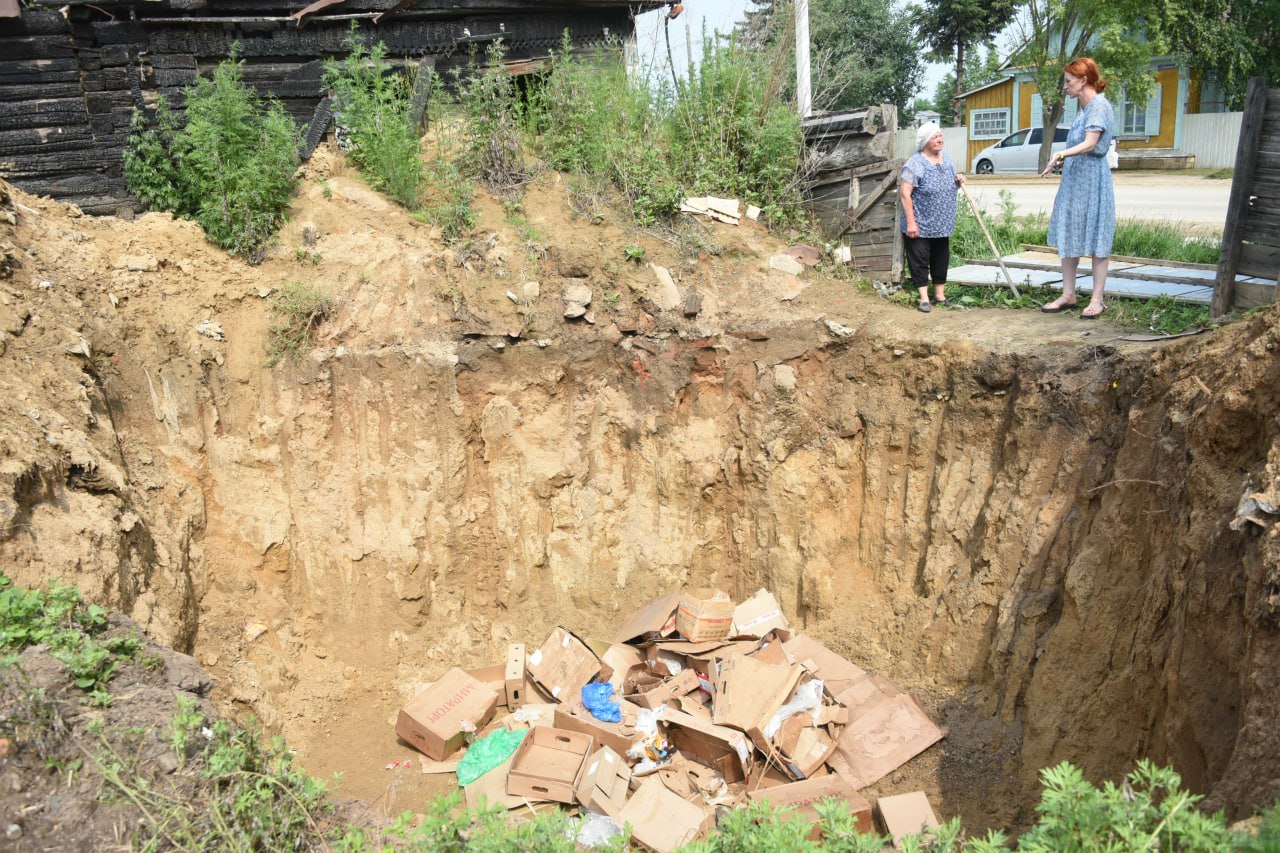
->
[763, 679, 825, 740]
[1106, 139, 1119, 170]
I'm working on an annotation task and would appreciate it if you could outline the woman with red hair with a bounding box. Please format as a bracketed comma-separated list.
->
[1039, 57, 1116, 319]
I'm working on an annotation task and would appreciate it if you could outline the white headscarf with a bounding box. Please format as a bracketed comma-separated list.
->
[915, 122, 942, 151]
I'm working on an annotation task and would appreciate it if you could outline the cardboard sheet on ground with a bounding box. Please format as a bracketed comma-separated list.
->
[464, 752, 548, 811]
[613, 591, 682, 644]
[829, 691, 944, 789]
[619, 776, 713, 853]
[749, 774, 874, 839]
[878, 791, 940, 847]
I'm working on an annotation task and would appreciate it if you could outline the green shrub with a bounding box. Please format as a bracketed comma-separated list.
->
[454, 41, 527, 193]
[323, 25, 426, 209]
[521, 32, 806, 230]
[123, 46, 300, 261]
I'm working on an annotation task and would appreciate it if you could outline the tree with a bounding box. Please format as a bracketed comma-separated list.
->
[734, 0, 924, 114]
[1007, 0, 1161, 170]
[931, 44, 1002, 126]
[1161, 0, 1279, 107]
[914, 0, 1015, 125]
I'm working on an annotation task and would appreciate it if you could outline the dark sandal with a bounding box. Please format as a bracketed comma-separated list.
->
[917, 301, 932, 313]
[1041, 298, 1078, 314]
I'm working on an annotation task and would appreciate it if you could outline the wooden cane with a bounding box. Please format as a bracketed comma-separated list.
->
[960, 183, 1020, 299]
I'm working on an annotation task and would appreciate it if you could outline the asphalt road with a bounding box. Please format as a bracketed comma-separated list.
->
[964, 172, 1231, 230]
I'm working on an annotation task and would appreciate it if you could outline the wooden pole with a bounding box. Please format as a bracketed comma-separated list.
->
[1212, 76, 1268, 318]
[795, 0, 811, 118]
[960, 183, 1020, 298]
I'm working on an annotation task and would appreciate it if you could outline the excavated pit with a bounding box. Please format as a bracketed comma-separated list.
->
[1, 166, 1278, 834]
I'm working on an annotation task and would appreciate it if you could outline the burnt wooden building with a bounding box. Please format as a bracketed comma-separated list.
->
[0, 0, 660, 214]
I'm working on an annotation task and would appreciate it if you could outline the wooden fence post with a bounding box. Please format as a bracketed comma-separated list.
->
[1211, 76, 1268, 318]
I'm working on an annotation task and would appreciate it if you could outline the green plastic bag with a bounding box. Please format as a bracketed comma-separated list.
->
[456, 727, 527, 786]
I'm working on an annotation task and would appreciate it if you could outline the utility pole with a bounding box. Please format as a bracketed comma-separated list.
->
[795, 0, 811, 117]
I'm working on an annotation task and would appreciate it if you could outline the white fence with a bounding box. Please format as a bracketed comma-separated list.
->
[893, 127, 969, 163]
[1181, 112, 1243, 169]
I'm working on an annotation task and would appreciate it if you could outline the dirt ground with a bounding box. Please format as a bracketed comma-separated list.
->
[1, 148, 1278, 847]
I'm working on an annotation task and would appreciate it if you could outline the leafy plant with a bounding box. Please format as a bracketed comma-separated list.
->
[624, 245, 646, 263]
[123, 46, 300, 261]
[454, 41, 528, 194]
[265, 281, 335, 366]
[324, 25, 426, 209]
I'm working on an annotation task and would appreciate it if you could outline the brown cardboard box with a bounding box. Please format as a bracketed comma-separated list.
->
[676, 588, 735, 642]
[574, 746, 632, 819]
[506, 726, 594, 804]
[527, 627, 603, 703]
[619, 776, 714, 852]
[614, 591, 682, 644]
[661, 707, 754, 783]
[505, 644, 526, 709]
[395, 668, 499, 760]
[464, 753, 548, 810]
[773, 718, 837, 780]
[631, 668, 700, 709]
[600, 642, 646, 691]
[749, 774, 875, 839]
[712, 655, 803, 732]
[830, 691, 944, 789]
[553, 702, 644, 758]
[877, 791, 940, 847]
[732, 589, 790, 638]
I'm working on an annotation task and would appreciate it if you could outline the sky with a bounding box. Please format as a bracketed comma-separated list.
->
[633, 0, 950, 100]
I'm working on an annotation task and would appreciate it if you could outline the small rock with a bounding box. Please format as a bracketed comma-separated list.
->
[522, 280, 541, 299]
[774, 364, 796, 392]
[4, 823, 21, 840]
[195, 319, 225, 341]
[116, 254, 159, 272]
[682, 293, 703, 318]
[745, 204, 762, 220]
[768, 253, 805, 275]
[824, 319, 855, 338]
[155, 752, 181, 774]
[563, 283, 592, 319]
[649, 263, 681, 311]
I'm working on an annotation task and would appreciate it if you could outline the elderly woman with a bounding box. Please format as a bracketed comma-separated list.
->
[899, 122, 966, 313]
[1040, 57, 1116, 319]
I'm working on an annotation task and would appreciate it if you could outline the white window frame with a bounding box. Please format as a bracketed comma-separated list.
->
[970, 108, 1011, 140]
[1121, 100, 1146, 136]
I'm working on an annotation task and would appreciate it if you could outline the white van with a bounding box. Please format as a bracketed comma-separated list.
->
[971, 126, 1069, 174]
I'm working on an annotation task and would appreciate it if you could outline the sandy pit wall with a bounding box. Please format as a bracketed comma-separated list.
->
[4, 279, 1279, 830]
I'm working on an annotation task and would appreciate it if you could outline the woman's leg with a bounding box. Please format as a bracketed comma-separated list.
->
[904, 235, 931, 308]
[1084, 257, 1109, 316]
[1043, 257, 1079, 310]
[930, 238, 951, 303]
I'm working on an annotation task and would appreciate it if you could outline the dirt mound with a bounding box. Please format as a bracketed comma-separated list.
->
[1, 150, 1278, 842]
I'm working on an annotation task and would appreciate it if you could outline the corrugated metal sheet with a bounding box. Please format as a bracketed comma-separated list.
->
[1182, 112, 1244, 169]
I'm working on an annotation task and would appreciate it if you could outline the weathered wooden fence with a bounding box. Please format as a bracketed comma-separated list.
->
[0, 0, 654, 214]
[803, 104, 902, 283]
[1213, 77, 1280, 316]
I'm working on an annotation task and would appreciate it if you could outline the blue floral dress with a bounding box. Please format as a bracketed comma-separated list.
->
[899, 152, 958, 237]
[1048, 94, 1115, 258]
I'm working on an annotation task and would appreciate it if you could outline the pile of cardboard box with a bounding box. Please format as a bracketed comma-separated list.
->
[395, 588, 946, 850]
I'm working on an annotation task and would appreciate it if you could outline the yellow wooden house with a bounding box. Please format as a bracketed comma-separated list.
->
[956, 59, 1223, 169]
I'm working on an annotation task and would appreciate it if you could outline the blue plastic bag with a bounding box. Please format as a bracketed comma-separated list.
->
[581, 682, 622, 723]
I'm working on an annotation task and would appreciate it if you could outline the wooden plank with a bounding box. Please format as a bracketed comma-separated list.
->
[1019, 243, 1218, 271]
[836, 169, 898, 238]
[0, 83, 83, 102]
[0, 35, 77, 60]
[1239, 242, 1280, 279]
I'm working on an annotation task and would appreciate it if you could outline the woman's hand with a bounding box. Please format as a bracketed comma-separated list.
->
[1039, 153, 1063, 177]
[906, 221, 919, 238]
[954, 173, 967, 186]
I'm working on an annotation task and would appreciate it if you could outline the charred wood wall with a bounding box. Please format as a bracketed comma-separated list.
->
[0, 1, 647, 214]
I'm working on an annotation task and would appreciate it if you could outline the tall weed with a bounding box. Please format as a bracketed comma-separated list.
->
[324, 25, 426, 209]
[123, 46, 299, 262]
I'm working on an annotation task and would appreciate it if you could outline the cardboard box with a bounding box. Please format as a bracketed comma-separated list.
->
[553, 702, 644, 758]
[773, 717, 838, 780]
[830, 691, 944, 789]
[527, 627, 603, 703]
[614, 591, 682, 644]
[619, 776, 714, 852]
[877, 791, 940, 847]
[661, 707, 754, 783]
[395, 668, 499, 760]
[600, 642, 646, 691]
[749, 774, 875, 840]
[732, 589, 790, 638]
[676, 588, 735, 642]
[712, 655, 802, 732]
[465, 753, 544, 810]
[631, 668, 700, 710]
[574, 746, 632, 819]
[505, 644, 526, 708]
[506, 726, 594, 804]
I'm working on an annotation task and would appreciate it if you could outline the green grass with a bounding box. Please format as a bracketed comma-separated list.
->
[265, 281, 336, 366]
[1205, 168, 1234, 180]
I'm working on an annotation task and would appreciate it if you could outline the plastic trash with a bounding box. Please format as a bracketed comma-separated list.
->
[763, 679, 825, 739]
[581, 682, 622, 723]
[456, 728, 527, 786]
[571, 812, 624, 848]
